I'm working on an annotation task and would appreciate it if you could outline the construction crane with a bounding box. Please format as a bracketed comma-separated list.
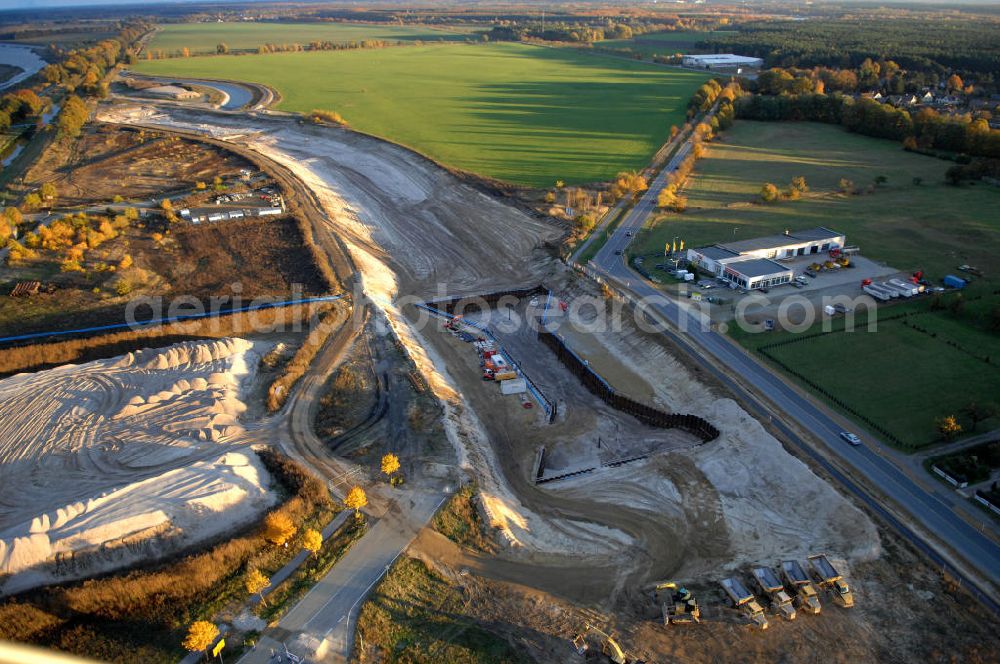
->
[654, 581, 701, 625]
[571, 624, 640, 664]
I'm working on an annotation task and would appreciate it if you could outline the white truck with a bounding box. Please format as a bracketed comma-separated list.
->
[781, 560, 822, 615]
[863, 283, 893, 301]
[888, 278, 921, 296]
[720, 577, 769, 630]
[752, 567, 796, 621]
[883, 280, 915, 297]
[808, 554, 854, 608]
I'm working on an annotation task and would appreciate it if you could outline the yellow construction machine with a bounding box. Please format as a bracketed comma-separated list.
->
[571, 624, 642, 664]
[654, 581, 701, 626]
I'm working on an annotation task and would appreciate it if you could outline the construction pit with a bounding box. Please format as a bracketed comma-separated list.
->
[410, 284, 879, 607]
[100, 103, 1000, 661]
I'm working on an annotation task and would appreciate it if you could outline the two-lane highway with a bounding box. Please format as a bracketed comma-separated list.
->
[585, 136, 1000, 606]
[592, 141, 692, 268]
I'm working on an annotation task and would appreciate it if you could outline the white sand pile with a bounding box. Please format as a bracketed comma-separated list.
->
[0, 338, 275, 593]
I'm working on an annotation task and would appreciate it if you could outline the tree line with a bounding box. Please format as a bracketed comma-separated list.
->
[41, 21, 151, 98]
[753, 60, 976, 98]
[735, 93, 1000, 159]
[699, 15, 1000, 81]
[486, 15, 730, 44]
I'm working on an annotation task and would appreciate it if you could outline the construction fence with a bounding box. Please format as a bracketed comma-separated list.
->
[536, 327, 719, 442]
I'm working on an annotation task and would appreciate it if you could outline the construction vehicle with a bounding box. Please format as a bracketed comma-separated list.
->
[719, 577, 769, 630]
[654, 582, 701, 626]
[781, 560, 822, 615]
[752, 567, 796, 621]
[808, 554, 854, 608]
[571, 624, 639, 664]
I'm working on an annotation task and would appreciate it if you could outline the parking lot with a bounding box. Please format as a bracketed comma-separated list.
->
[682, 253, 902, 327]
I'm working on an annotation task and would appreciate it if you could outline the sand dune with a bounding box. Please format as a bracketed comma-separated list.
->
[0, 338, 275, 593]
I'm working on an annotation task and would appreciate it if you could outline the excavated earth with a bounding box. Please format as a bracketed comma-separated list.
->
[94, 103, 991, 663]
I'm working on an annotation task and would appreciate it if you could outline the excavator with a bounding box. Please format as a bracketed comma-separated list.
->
[654, 581, 701, 625]
[571, 624, 643, 664]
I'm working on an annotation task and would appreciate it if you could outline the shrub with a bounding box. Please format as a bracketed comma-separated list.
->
[309, 109, 349, 126]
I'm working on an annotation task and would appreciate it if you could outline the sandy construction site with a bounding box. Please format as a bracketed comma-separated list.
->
[0, 338, 275, 594]
[99, 103, 882, 600]
[95, 102, 979, 662]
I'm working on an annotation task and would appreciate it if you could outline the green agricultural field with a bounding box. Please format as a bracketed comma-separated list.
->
[647, 120, 1000, 450]
[600, 30, 738, 56]
[631, 121, 1000, 278]
[134, 43, 710, 186]
[147, 22, 477, 55]
[733, 294, 1000, 449]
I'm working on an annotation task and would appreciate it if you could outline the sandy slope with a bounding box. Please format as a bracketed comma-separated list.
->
[0, 338, 275, 594]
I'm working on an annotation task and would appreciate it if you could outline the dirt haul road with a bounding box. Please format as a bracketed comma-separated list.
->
[100, 103, 879, 616]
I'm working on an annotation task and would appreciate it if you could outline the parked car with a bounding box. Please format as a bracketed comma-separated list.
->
[614, 250, 622, 256]
[839, 432, 862, 446]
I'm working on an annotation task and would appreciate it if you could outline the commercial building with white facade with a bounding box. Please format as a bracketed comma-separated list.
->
[687, 227, 846, 290]
[681, 54, 764, 70]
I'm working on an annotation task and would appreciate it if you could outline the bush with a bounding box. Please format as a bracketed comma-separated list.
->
[267, 304, 342, 411]
[309, 109, 349, 126]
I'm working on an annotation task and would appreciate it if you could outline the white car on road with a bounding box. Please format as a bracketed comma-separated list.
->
[839, 431, 862, 446]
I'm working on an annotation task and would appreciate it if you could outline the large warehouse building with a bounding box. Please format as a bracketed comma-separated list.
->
[687, 227, 846, 290]
[682, 54, 764, 70]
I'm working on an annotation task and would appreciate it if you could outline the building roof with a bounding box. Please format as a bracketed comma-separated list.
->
[719, 227, 843, 254]
[725, 258, 793, 279]
[693, 245, 740, 261]
[683, 54, 762, 63]
[788, 226, 843, 242]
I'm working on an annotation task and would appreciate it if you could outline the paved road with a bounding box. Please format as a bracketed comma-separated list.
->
[591, 141, 691, 269]
[238, 489, 447, 664]
[585, 135, 1000, 604]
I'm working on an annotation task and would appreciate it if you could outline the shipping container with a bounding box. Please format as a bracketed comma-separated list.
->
[943, 274, 967, 289]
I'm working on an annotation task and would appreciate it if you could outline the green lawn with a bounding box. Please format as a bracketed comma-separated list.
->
[600, 30, 738, 56]
[147, 22, 477, 55]
[134, 43, 709, 186]
[730, 292, 1000, 449]
[631, 121, 1000, 278]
